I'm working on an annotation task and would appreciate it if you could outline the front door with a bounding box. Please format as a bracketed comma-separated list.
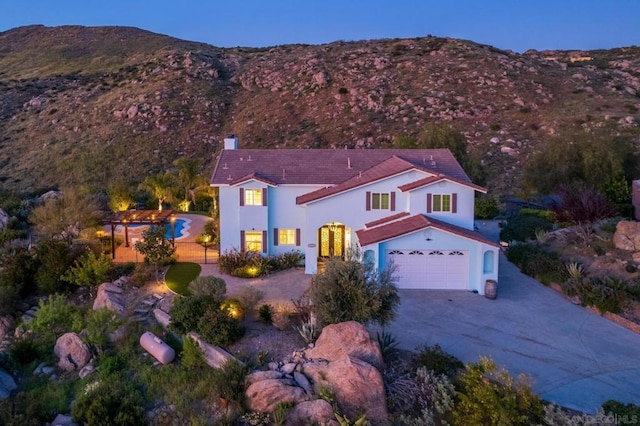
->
[318, 225, 345, 258]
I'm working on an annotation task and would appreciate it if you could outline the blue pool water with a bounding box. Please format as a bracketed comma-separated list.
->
[164, 218, 188, 239]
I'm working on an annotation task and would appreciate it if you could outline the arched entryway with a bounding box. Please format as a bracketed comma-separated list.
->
[318, 222, 347, 259]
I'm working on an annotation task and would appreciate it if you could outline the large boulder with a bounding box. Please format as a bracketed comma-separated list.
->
[187, 332, 243, 369]
[54, 333, 91, 371]
[0, 316, 14, 342]
[305, 321, 383, 368]
[0, 368, 17, 399]
[613, 221, 640, 251]
[246, 378, 309, 413]
[153, 308, 171, 329]
[93, 282, 125, 314]
[285, 399, 338, 426]
[303, 355, 388, 424]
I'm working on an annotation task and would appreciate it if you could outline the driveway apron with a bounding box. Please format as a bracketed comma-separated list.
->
[389, 253, 640, 413]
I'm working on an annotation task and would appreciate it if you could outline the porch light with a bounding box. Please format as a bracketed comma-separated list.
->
[328, 222, 338, 232]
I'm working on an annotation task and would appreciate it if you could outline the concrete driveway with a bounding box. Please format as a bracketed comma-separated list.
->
[389, 249, 640, 413]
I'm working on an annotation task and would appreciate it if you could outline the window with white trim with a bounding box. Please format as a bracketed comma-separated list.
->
[371, 192, 390, 209]
[244, 189, 263, 206]
[278, 229, 296, 245]
[244, 231, 263, 252]
[432, 194, 451, 212]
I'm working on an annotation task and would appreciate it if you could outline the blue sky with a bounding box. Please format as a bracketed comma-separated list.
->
[1, 0, 639, 52]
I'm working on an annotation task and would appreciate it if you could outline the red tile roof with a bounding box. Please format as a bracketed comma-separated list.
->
[229, 173, 278, 186]
[355, 214, 499, 247]
[364, 212, 411, 228]
[398, 174, 487, 193]
[210, 148, 469, 187]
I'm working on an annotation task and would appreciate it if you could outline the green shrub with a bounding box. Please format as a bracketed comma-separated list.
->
[506, 243, 568, 285]
[415, 344, 463, 377]
[308, 256, 399, 328]
[34, 240, 75, 294]
[602, 400, 640, 419]
[63, 249, 112, 287]
[209, 360, 250, 411]
[258, 304, 274, 324]
[169, 295, 213, 334]
[129, 262, 155, 287]
[107, 261, 135, 281]
[500, 213, 555, 242]
[235, 285, 265, 314]
[72, 374, 145, 425]
[8, 334, 48, 366]
[181, 335, 205, 369]
[28, 294, 84, 344]
[198, 307, 246, 347]
[219, 249, 304, 277]
[564, 277, 631, 314]
[376, 330, 399, 361]
[453, 356, 544, 425]
[85, 308, 123, 354]
[0, 380, 72, 424]
[188, 275, 227, 300]
[475, 196, 499, 219]
[399, 367, 455, 425]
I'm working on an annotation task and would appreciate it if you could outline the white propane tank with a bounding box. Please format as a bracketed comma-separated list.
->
[140, 331, 175, 364]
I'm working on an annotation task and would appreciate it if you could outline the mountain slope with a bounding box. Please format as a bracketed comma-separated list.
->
[0, 25, 638, 197]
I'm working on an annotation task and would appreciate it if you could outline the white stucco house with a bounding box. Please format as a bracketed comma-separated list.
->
[210, 136, 499, 294]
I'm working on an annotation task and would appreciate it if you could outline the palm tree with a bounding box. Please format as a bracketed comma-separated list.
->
[140, 173, 174, 211]
[173, 157, 207, 212]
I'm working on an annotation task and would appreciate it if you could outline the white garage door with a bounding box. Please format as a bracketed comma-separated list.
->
[388, 249, 468, 290]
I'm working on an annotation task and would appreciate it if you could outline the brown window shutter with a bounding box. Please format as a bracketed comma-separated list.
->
[390, 191, 396, 211]
[239, 188, 245, 206]
[262, 188, 267, 206]
[262, 230, 268, 253]
[366, 191, 371, 211]
[295, 228, 301, 246]
[274, 228, 279, 246]
[452, 193, 458, 213]
[240, 230, 245, 251]
[426, 193, 432, 213]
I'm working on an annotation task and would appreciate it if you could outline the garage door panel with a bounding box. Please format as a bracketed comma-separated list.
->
[389, 249, 468, 290]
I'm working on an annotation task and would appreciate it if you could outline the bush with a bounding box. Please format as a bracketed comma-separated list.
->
[399, 367, 456, 425]
[452, 356, 544, 425]
[63, 249, 112, 287]
[506, 243, 568, 285]
[209, 360, 250, 411]
[0, 380, 72, 424]
[235, 285, 265, 315]
[107, 262, 135, 281]
[415, 344, 463, 377]
[28, 294, 84, 344]
[308, 256, 400, 327]
[8, 334, 48, 365]
[34, 240, 75, 294]
[218, 249, 304, 277]
[181, 335, 205, 369]
[85, 308, 123, 354]
[500, 213, 555, 242]
[129, 262, 155, 287]
[602, 400, 640, 419]
[258, 304, 274, 324]
[198, 307, 246, 347]
[475, 196, 499, 219]
[188, 275, 227, 300]
[169, 295, 213, 334]
[563, 277, 631, 314]
[72, 374, 145, 425]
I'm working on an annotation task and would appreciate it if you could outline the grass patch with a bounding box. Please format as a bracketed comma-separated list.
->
[165, 262, 201, 295]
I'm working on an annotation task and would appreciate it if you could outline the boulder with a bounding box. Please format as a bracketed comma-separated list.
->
[0, 368, 17, 399]
[51, 413, 76, 425]
[187, 332, 243, 369]
[285, 399, 338, 426]
[54, 333, 91, 371]
[246, 378, 309, 413]
[613, 221, 640, 251]
[93, 282, 125, 314]
[305, 321, 383, 368]
[246, 370, 283, 386]
[303, 355, 388, 424]
[0, 209, 9, 229]
[153, 308, 171, 329]
[0, 316, 14, 342]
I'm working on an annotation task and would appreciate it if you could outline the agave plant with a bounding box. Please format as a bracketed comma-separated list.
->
[534, 228, 549, 244]
[565, 261, 585, 280]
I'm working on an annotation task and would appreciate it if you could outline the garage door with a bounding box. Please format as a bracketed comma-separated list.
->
[388, 249, 468, 290]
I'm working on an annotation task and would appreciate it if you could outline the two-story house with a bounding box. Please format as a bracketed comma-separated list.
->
[210, 136, 499, 294]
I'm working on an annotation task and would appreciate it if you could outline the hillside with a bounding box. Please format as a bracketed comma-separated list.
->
[0, 25, 639, 197]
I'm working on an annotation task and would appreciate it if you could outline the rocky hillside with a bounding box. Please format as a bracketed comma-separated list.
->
[1, 25, 639, 197]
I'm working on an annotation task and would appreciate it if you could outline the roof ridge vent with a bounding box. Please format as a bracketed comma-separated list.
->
[226, 174, 233, 181]
[223, 162, 229, 169]
[282, 168, 286, 180]
[247, 155, 252, 161]
[347, 157, 352, 169]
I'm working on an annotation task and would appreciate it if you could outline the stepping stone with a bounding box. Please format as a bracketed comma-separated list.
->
[134, 307, 150, 314]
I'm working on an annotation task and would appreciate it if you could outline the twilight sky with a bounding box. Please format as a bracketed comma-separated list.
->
[1, 0, 639, 52]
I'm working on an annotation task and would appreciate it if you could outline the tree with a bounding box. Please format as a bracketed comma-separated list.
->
[134, 225, 176, 280]
[29, 189, 104, 242]
[173, 157, 206, 212]
[139, 172, 174, 211]
[308, 254, 400, 328]
[552, 185, 618, 245]
[107, 181, 135, 212]
[34, 240, 75, 294]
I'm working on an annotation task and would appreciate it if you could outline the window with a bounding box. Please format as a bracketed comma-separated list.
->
[427, 193, 457, 213]
[279, 229, 296, 245]
[371, 193, 389, 209]
[244, 231, 263, 252]
[244, 189, 262, 206]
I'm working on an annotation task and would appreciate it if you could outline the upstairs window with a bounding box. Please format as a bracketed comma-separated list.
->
[240, 188, 267, 206]
[433, 194, 451, 212]
[366, 191, 396, 211]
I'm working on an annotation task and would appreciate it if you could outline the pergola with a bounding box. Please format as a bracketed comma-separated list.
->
[102, 210, 178, 259]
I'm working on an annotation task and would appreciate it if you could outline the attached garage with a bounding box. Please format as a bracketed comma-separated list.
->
[388, 249, 469, 290]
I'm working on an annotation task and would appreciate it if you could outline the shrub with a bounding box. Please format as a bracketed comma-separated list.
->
[63, 249, 112, 287]
[85, 308, 123, 354]
[169, 295, 213, 334]
[258, 304, 274, 324]
[28, 294, 84, 344]
[198, 307, 246, 347]
[399, 367, 456, 426]
[308, 256, 400, 327]
[499, 213, 555, 242]
[376, 330, 399, 361]
[188, 275, 227, 300]
[181, 335, 205, 369]
[506, 243, 568, 285]
[602, 400, 640, 420]
[218, 249, 304, 277]
[34, 240, 75, 294]
[209, 360, 250, 411]
[235, 285, 265, 314]
[72, 374, 145, 425]
[107, 261, 135, 281]
[475, 196, 499, 219]
[415, 344, 463, 377]
[564, 277, 631, 314]
[129, 262, 155, 287]
[452, 356, 544, 425]
[0, 380, 72, 424]
[8, 334, 48, 365]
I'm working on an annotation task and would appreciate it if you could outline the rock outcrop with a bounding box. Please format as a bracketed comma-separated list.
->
[245, 321, 387, 425]
[0, 368, 17, 399]
[54, 333, 91, 371]
[187, 332, 243, 369]
[93, 281, 126, 314]
[0, 209, 9, 229]
[613, 221, 640, 251]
